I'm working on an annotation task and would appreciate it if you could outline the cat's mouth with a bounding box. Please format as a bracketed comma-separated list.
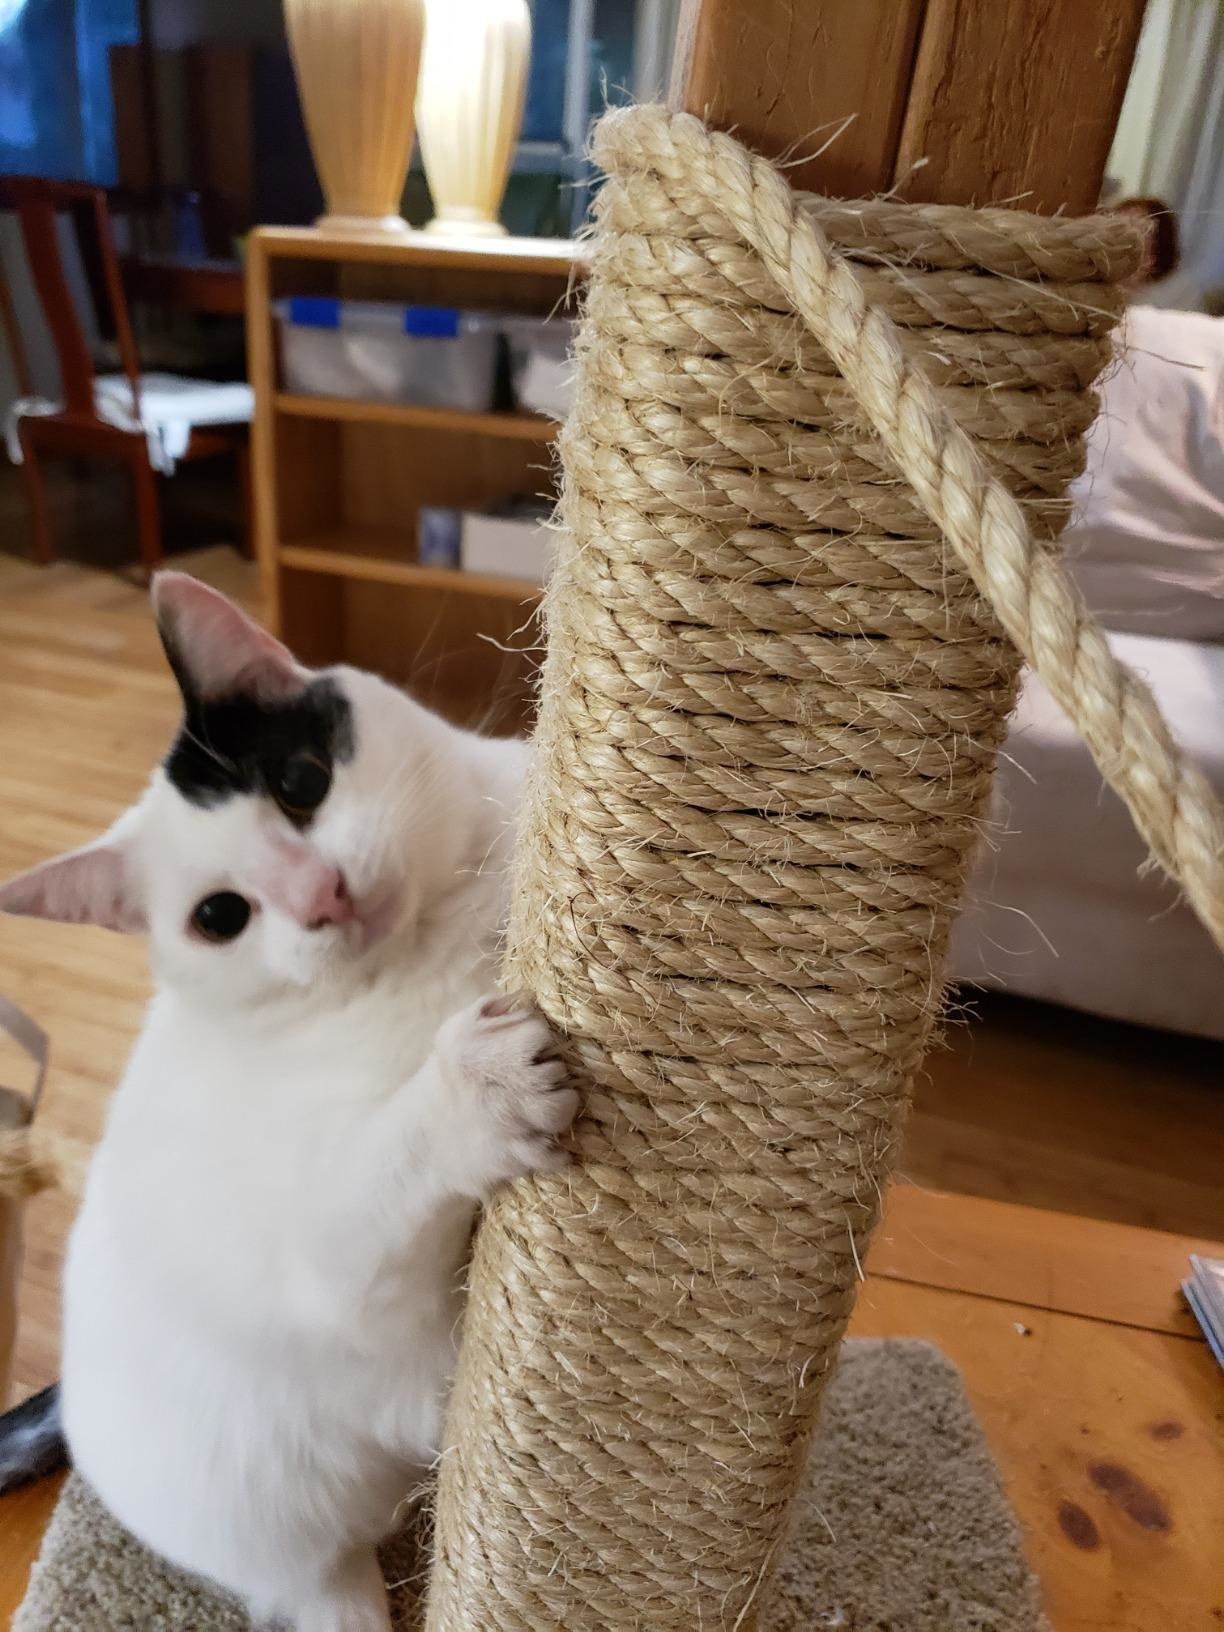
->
[294, 872, 399, 960]
[349, 887, 401, 954]
[295, 866, 398, 954]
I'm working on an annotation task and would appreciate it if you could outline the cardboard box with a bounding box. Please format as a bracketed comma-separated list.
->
[461, 504, 555, 584]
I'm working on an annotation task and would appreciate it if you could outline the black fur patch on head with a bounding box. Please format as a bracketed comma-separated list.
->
[165, 677, 355, 813]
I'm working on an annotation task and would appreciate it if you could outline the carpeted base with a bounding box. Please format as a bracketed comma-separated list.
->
[16, 1342, 1047, 1631]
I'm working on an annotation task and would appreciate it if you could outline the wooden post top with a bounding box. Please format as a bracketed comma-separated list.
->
[670, 0, 1145, 211]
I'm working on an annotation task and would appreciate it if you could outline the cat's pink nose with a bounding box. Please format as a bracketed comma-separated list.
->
[262, 836, 356, 930]
[302, 867, 353, 931]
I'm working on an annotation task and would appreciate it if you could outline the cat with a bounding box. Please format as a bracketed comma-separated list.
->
[0, 573, 577, 1632]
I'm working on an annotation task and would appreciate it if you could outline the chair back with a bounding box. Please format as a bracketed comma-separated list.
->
[0, 252, 33, 401]
[0, 177, 142, 420]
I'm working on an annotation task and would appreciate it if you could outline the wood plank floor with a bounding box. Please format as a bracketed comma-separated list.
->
[1, 549, 1221, 1407]
[905, 990, 1224, 1239]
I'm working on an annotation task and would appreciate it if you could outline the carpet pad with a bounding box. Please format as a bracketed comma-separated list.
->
[16, 1341, 1047, 1631]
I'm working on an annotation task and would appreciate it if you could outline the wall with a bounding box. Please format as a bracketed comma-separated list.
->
[0, 0, 87, 179]
[148, 0, 281, 48]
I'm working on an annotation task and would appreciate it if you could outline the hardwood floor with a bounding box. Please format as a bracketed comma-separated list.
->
[0, 549, 1221, 1407]
[909, 990, 1224, 1240]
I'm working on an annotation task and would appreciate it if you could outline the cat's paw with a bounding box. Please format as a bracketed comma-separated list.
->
[434, 993, 578, 1185]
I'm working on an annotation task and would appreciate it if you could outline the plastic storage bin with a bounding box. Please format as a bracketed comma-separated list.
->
[500, 315, 576, 419]
[274, 297, 500, 410]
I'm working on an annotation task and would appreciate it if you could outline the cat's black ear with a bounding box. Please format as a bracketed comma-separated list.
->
[152, 573, 306, 705]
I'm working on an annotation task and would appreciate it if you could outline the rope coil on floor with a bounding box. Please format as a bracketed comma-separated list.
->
[425, 105, 1222, 1630]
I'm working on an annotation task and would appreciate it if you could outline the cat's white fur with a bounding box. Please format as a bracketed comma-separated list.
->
[0, 576, 575, 1631]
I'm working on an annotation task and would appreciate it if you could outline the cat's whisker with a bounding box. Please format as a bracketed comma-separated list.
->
[179, 720, 239, 775]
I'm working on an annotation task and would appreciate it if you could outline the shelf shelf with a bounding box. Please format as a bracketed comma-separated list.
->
[278, 532, 544, 601]
[253, 226, 582, 278]
[274, 393, 557, 440]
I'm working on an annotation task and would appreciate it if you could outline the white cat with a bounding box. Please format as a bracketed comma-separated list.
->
[0, 573, 577, 1631]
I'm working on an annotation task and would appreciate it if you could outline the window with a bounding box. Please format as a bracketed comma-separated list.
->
[0, 0, 137, 182]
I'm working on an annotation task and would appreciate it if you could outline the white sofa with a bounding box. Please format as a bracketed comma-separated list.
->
[952, 306, 1224, 1038]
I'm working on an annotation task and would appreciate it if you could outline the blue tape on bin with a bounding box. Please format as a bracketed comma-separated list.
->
[404, 307, 461, 338]
[286, 296, 341, 329]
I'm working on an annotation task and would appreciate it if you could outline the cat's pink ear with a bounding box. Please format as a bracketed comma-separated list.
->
[152, 573, 305, 704]
[0, 838, 145, 934]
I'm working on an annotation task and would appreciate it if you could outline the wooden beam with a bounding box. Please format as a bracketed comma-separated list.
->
[134, 0, 165, 196]
[669, 0, 928, 196]
[894, 0, 1147, 211]
[671, 0, 1145, 212]
[185, 45, 256, 249]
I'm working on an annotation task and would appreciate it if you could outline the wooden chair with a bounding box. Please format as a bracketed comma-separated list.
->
[0, 177, 252, 572]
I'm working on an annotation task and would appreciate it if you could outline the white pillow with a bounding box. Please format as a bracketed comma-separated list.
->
[1064, 305, 1224, 640]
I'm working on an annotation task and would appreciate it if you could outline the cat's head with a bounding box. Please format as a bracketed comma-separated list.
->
[0, 574, 500, 1004]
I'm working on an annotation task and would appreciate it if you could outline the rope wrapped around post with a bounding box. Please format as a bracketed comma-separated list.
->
[426, 105, 1224, 1629]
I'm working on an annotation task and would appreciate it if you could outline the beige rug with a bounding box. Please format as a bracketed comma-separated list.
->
[17, 1342, 1047, 1631]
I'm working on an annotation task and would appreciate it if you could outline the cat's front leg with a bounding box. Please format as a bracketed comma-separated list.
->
[425, 993, 579, 1198]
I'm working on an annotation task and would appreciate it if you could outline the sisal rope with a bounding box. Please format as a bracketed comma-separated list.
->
[426, 106, 1224, 1630]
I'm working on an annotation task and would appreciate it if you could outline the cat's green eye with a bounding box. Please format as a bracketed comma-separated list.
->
[273, 750, 332, 819]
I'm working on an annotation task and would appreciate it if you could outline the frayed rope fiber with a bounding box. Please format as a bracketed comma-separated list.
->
[426, 105, 1224, 1630]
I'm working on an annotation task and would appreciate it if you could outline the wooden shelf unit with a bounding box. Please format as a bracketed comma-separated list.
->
[273, 393, 558, 442]
[279, 529, 546, 600]
[246, 227, 580, 731]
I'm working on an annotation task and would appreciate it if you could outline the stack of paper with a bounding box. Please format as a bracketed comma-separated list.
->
[1183, 1255, 1224, 1368]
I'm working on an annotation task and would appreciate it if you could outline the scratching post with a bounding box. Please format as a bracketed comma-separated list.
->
[423, 110, 1167, 1630]
[423, 8, 1224, 1629]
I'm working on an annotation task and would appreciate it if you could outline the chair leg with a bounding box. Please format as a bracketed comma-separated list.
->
[17, 431, 55, 565]
[236, 441, 254, 560]
[129, 454, 163, 576]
